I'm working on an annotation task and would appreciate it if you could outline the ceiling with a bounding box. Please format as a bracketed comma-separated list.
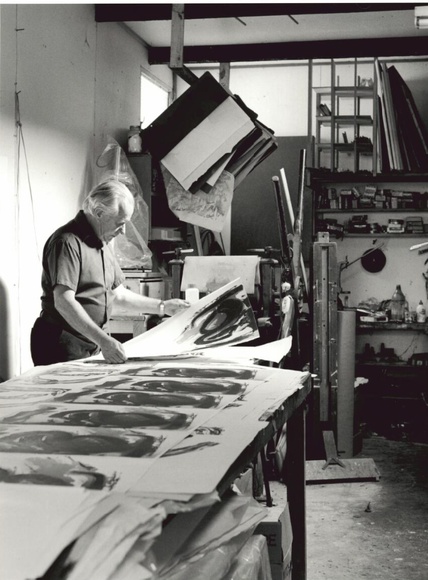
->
[95, 3, 428, 63]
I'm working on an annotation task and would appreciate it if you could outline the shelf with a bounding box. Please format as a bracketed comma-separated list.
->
[315, 143, 373, 152]
[341, 233, 427, 238]
[356, 362, 415, 368]
[316, 115, 373, 126]
[314, 86, 373, 97]
[357, 322, 428, 332]
[309, 170, 428, 185]
[315, 208, 428, 213]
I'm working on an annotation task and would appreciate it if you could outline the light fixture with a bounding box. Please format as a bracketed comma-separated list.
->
[415, 5, 428, 29]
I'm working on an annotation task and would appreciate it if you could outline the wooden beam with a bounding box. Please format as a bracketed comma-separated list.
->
[95, 4, 417, 22]
[169, 4, 198, 86]
[149, 36, 428, 64]
[170, 4, 185, 69]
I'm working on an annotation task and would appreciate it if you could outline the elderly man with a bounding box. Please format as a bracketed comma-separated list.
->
[31, 180, 189, 365]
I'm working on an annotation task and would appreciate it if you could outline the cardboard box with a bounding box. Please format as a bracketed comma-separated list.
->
[271, 547, 292, 580]
[254, 502, 293, 564]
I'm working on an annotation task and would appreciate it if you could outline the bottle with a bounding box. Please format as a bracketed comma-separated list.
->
[185, 284, 199, 304]
[416, 300, 426, 323]
[127, 125, 142, 153]
[390, 284, 406, 322]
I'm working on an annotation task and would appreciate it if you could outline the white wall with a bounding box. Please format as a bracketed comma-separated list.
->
[230, 63, 309, 136]
[0, 5, 172, 377]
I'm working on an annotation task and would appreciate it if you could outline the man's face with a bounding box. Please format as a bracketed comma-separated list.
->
[99, 201, 134, 243]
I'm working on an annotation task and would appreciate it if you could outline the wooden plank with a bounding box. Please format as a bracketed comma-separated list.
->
[284, 403, 307, 580]
[169, 4, 198, 85]
[219, 62, 230, 90]
[170, 4, 185, 69]
[306, 458, 380, 484]
[322, 430, 338, 460]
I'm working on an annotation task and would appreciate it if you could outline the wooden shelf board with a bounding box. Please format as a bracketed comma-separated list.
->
[343, 233, 427, 238]
[316, 115, 373, 125]
[314, 86, 373, 97]
[357, 322, 428, 331]
[309, 170, 428, 184]
[316, 208, 428, 213]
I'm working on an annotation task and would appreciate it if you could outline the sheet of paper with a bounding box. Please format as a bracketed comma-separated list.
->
[0, 484, 108, 580]
[196, 336, 293, 364]
[164, 167, 235, 233]
[122, 279, 259, 359]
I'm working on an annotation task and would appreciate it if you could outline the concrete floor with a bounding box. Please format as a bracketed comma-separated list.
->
[306, 435, 428, 580]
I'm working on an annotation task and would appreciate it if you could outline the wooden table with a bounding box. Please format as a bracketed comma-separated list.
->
[217, 374, 311, 580]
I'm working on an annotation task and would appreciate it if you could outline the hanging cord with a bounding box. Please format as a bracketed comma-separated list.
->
[15, 91, 41, 264]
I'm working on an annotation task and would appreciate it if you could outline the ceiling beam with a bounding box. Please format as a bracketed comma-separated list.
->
[95, 3, 417, 22]
[148, 37, 428, 64]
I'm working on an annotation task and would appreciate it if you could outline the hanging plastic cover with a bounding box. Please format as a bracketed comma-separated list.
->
[95, 136, 152, 270]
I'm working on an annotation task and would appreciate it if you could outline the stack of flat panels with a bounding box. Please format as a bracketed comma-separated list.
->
[141, 72, 277, 195]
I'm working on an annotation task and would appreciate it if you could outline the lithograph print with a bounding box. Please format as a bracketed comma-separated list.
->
[0, 425, 166, 457]
[0, 404, 196, 430]
[0, 453, 120, 489]
[123, 279, 259, 358]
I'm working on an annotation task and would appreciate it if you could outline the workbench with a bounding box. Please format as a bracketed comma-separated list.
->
[0, 357, 311, 580]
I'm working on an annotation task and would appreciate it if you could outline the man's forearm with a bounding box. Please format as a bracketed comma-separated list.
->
[55, 292, 111, 347]
[112, 286, 163, 315]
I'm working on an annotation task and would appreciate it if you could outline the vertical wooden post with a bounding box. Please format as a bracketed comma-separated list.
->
[219, 62, 231, 90]
[170, 4, 185, 70]
[284, 402, 307, 580]
[169, 4, 197, 85]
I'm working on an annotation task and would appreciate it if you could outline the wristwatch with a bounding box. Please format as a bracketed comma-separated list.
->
[158, 300, 165, 318]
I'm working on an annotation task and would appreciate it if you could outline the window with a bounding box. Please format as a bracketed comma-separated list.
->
[140, 71, 170, 129]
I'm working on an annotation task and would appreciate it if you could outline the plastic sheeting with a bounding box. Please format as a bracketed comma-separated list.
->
[223, 534, 272, 580]
[95, 137, 152, 270]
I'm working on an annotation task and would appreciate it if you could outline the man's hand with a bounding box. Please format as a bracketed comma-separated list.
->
[99, 335, 127, 364]
[164, 299, 190, 317]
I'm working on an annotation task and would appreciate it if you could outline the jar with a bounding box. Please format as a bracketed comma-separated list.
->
[128, 125, 142, 153]
[185, 284, 200, 304]
[390, 284, 406, 322]
[416, 300, 427, 323]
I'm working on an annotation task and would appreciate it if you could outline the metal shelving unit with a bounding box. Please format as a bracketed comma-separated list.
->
[311, 59, 377, 173]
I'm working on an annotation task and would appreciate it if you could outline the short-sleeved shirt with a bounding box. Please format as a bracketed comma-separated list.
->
[39, 210, 124, 344]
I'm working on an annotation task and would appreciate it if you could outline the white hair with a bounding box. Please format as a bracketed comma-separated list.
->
[83, 180, 134, 217]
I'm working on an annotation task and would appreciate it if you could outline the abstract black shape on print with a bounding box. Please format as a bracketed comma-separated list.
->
[0, 460, 117, 489]
[46, 409, 193, 429]
[153, 366, 256, 380]
[59, 390, 221, 408]
[129, 379, 244, 395]
[0, 429, 164, 457]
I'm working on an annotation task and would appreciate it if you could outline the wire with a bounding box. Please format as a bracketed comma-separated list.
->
[15, 91, 41, 263]
[396, 334, 419, 360]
